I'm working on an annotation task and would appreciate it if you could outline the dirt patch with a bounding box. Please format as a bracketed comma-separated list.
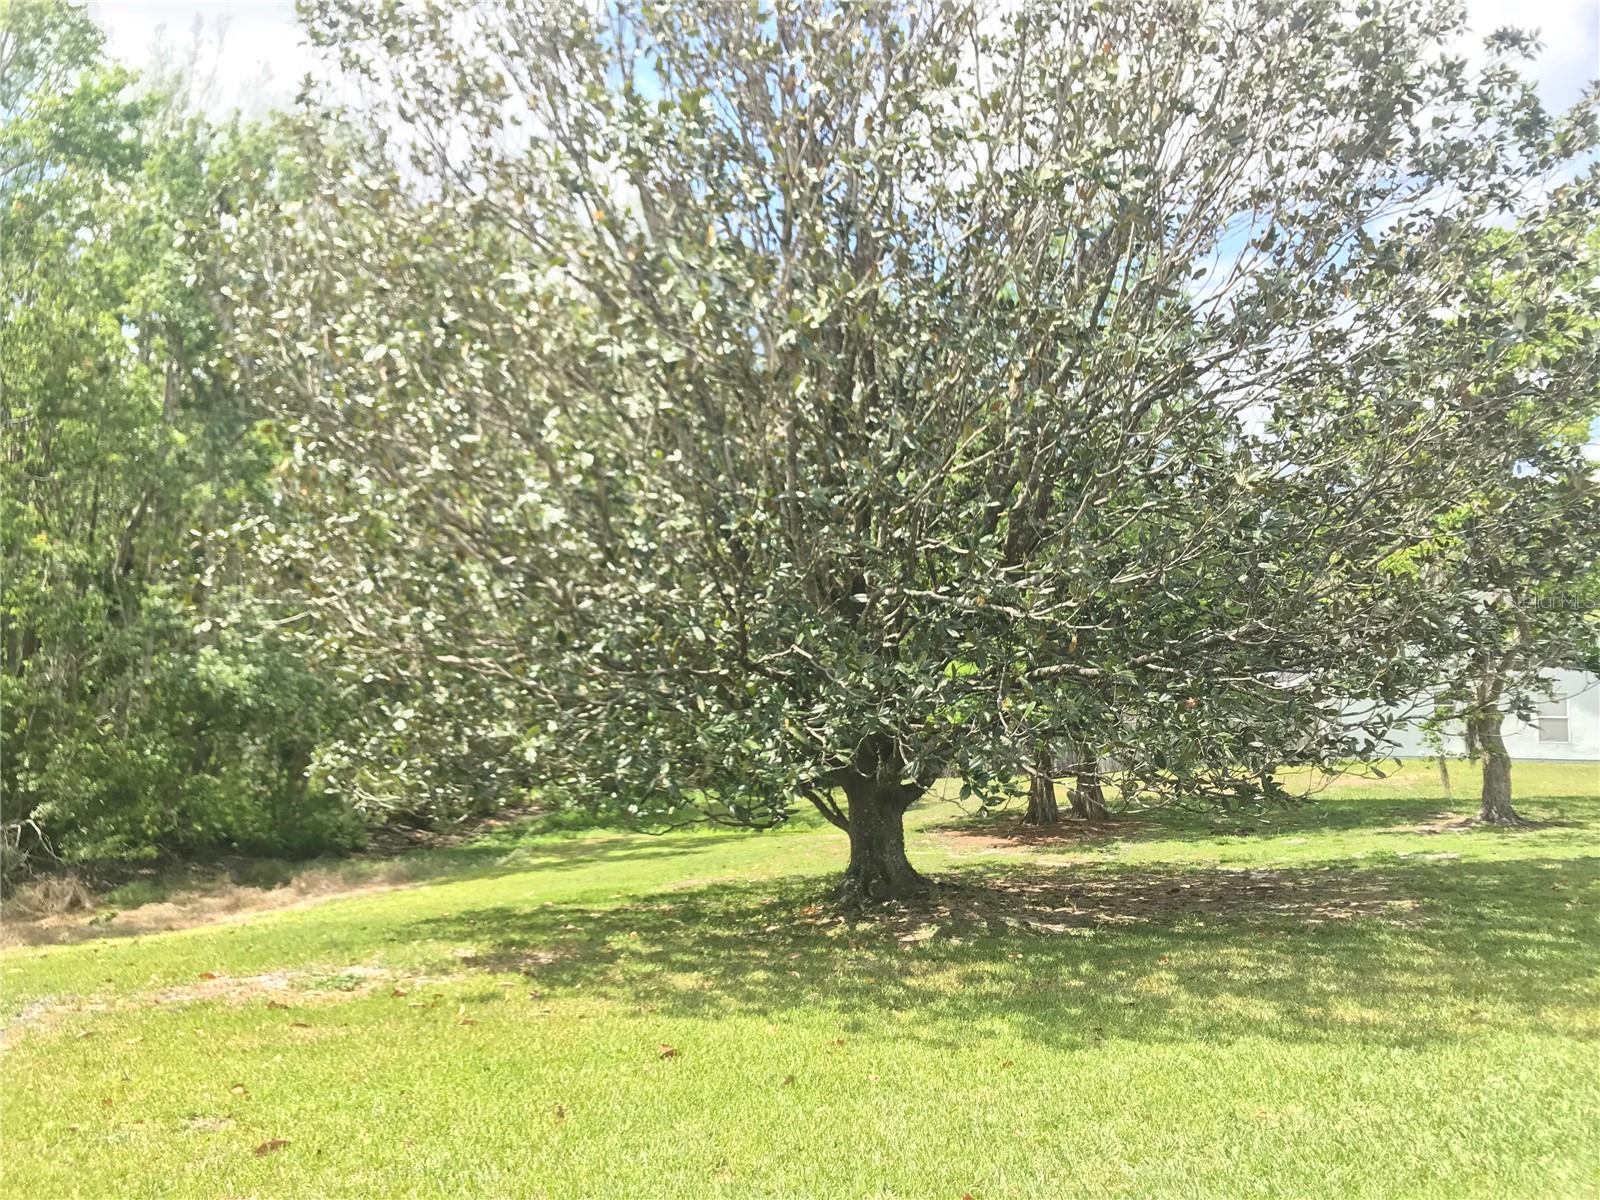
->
[0, 965, 442, 1046]
[0, 863, 434, 950]
[0, 806, 550, 950]
[1402, 812, 1573, 836]
[449, 946, 571, 974]
[6, 875, 96, 918]
[935, 816, 1148, 853]
[1410, 813, 1479, 835]
[183, 1116, 236, 1133]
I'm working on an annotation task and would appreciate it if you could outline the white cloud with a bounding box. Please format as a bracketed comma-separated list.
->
[1460, 0, 1598, 110]
[87, 0, 315, 115]
[87, 1, 1598, 118]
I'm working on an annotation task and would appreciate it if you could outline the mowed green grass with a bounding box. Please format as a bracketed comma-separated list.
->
[3, 760, 1598, 1199]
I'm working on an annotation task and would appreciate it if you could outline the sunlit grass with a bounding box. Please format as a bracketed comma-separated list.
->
[3, 760, 1597, 1198]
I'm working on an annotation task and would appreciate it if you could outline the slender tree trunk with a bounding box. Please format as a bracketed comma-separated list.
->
[1023, 749, 1060, 825]
[1473, 713, 1520, 825]
[1071, 746, 1109, 821]
[837, 776, 929, 905]
[1437, 756, 1453, 801]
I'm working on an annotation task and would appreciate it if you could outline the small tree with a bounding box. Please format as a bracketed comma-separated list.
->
[232, 0, 1598, 899]
[1415, 468, 1599, 825]
[1401, 226, 1600, 824]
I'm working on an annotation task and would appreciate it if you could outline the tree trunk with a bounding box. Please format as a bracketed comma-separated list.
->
[1474, 713, 1521, 825]
[1437, 756, 1453, 801]
[1023, 750, 1060, 825]
[1071, 751, 1109, 821]
[838, 776, 929, 905]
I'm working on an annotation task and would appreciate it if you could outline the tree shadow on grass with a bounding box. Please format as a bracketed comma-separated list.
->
[395, 854, 1599, 1054]
[929, 791, 1598, 848]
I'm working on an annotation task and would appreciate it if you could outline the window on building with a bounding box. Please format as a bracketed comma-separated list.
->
[1538, 697, 1569, 744]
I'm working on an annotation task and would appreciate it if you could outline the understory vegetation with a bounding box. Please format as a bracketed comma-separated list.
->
[2, 762, 1596, 1198]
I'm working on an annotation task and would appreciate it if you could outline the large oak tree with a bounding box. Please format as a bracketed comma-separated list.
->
[228, 0, 1598, 899]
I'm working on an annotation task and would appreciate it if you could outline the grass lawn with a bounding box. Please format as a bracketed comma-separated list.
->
[3, 760, 1598, 1199]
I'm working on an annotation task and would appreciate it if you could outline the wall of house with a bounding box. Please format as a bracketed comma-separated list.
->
[1376, 669, 1600, 762]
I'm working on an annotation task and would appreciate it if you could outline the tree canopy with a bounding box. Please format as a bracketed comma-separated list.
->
[2, 0, 1594, 892]
[207, 0, 1600, 898]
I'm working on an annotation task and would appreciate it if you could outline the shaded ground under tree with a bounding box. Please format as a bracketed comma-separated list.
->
[393, 853, 1597, 1053]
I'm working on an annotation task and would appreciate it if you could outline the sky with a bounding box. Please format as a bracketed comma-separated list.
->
[88, 0, 310, 113]
[86, 0, 1600, 461]
[89, 0, 1600, 116]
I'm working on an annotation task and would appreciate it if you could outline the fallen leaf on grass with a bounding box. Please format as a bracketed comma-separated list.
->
[390, 987, 408, 998]
[781, 1074, 795, 1087]
[552, 1104, 566, 1121]
[289, 1022, 312, 1029]
[229, 1084, 248, 1097]
[658, 1044, 679, 1059]
[253, 1139, 289, 1156]
[266, 1000, 289, 1010]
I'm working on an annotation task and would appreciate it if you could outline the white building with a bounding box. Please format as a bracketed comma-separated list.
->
[1378, 669, 1600, 762]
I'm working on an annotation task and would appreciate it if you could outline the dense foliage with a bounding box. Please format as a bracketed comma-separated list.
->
[230, 0, 1597, 897]
[1, 1, 357, 870]
[3, 0, 1596, 893]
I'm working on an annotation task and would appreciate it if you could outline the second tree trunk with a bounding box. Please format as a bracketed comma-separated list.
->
[1024, 750, 1061, 824]
[1071, 744, 1108, 821]
[1474, 713, 1520, 825]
